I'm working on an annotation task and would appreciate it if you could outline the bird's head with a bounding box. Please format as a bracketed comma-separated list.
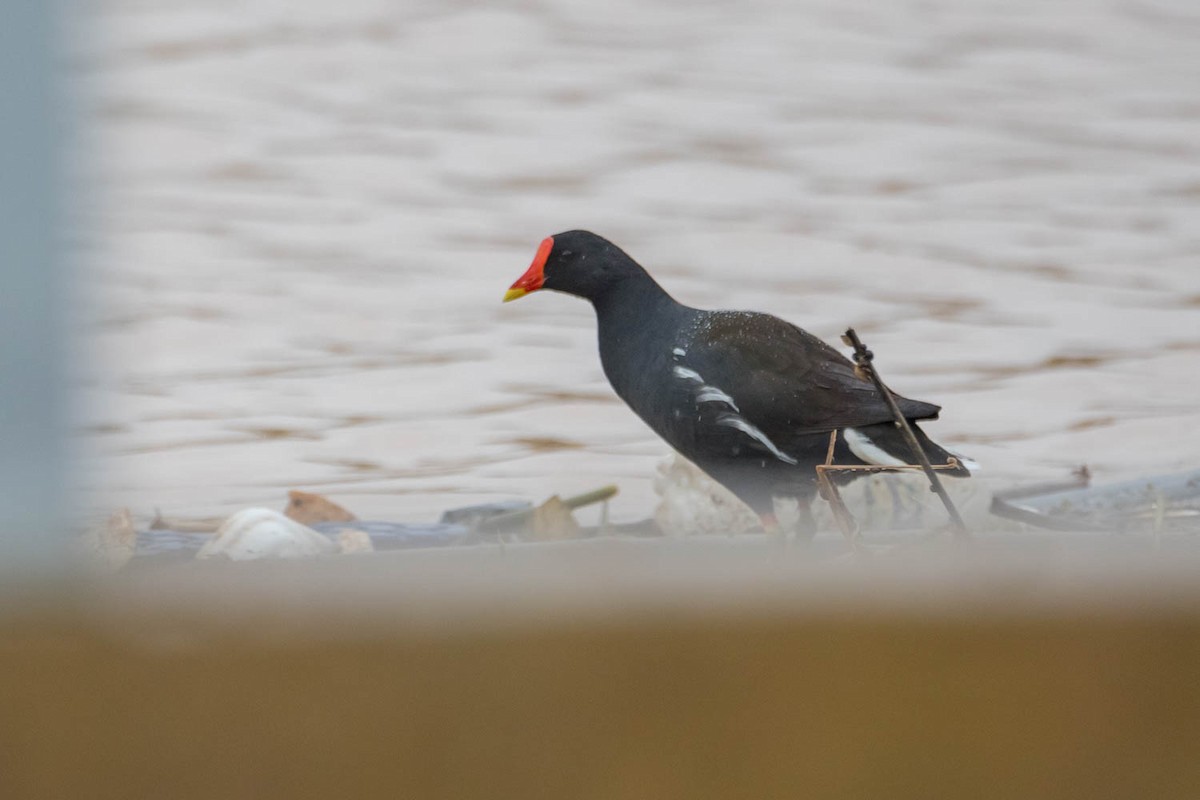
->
[503, 230, 640, 304]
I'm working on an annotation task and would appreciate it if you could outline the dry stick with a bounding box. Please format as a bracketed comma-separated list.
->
[842, 328, 970, 539]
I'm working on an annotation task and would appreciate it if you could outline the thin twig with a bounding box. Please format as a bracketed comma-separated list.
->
[816, 431, 860, 543]
[842, 328, 970, 539]
[478, 485, 619, 533]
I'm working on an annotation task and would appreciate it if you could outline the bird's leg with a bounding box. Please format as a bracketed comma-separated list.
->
[760, 499, 817, 542]
[794, 495, 817, 542]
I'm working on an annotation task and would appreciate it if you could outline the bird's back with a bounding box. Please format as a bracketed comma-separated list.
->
[597, 302, 939, 467]
[675, 309, 939, 434]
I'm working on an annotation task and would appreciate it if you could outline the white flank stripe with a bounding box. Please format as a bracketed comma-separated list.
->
[717, 414, 798, 465]
[672, 347, 686, 357]
[843, 427, 907, 467]
[674, 365, 739, 410]
[695, 386, 739, 410]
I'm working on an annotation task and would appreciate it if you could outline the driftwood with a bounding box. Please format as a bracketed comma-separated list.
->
[149, 510, 224, 533]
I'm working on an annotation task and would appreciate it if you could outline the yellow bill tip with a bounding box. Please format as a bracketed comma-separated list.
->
[503, 288, 527, 303]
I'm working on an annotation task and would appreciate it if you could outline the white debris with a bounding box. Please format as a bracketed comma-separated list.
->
[79, 508, 137, 571]
[653, 455, 759, 537]
[336, 527, 375, 554]
[196, 508, 337, 561]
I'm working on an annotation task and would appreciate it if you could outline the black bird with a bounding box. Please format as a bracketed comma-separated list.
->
[503, 230, 972, 535]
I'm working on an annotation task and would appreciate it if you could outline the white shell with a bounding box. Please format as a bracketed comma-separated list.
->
[196, 508, 338, 561]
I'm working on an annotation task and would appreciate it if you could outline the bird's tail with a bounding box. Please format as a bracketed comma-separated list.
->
[843, 421, 977, 477]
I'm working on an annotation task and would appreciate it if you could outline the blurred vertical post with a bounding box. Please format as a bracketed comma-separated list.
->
[0, 1, 69, 575]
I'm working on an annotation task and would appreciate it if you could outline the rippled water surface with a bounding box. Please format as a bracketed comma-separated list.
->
[76, 0, 1200, 522]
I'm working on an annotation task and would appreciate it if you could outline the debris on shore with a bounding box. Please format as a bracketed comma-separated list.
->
[79, 508, 137, 571]
[89, 484, 623, 567]
[992, 468, 1200, 534]
[81, 464, 1200, 570]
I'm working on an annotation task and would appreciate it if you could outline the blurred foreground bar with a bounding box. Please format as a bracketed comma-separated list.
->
[2, 538, 1199, 799]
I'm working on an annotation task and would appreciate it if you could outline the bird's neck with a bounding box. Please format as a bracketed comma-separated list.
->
[589, 267, 678, 322]
[591, 271, 689, 397]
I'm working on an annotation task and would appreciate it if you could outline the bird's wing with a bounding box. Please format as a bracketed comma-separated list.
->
[666, 311, 940, 462]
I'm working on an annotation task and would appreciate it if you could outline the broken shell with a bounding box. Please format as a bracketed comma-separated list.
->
[284, 490, 357, 525]
[196, 508, 338, 561]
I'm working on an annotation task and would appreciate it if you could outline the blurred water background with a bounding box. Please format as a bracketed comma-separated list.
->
[73, 0, 1200, 523]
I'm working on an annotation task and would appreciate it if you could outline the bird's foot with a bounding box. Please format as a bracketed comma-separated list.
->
[759, 512, 782, 535]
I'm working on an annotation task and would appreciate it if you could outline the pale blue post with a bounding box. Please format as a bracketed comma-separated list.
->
[0, 1, 69, 574]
